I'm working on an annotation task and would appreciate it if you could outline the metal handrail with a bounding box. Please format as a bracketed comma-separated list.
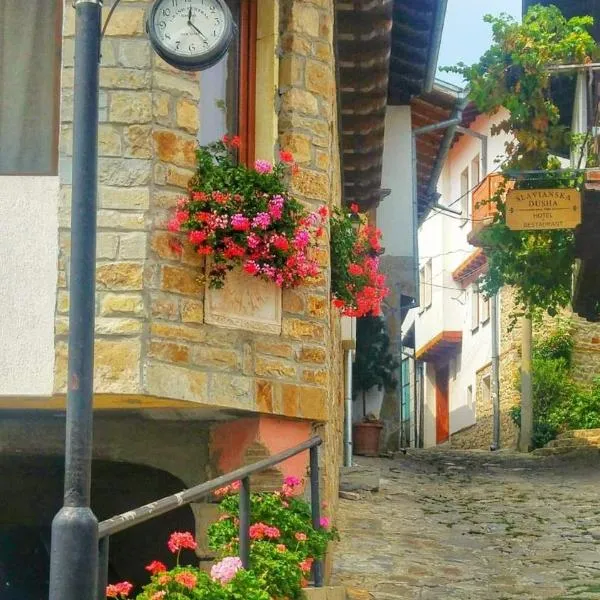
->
[96, 435, 324, 598]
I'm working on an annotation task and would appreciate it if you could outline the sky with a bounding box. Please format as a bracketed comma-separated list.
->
[438, 0, 522, 87]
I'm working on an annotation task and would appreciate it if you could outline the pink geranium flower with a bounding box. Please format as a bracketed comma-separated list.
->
[211, 556, 243, 585]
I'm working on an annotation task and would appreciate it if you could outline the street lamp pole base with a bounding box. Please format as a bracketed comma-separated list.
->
[49, 507, 99, 600]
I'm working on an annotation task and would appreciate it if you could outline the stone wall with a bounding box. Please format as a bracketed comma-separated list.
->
[55, 0, 342, 426]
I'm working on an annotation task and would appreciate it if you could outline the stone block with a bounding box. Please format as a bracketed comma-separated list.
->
[148, 341, 190, 364]
[102, 7, 145, 36]
[97, 232, 119, 259]
[281, 88, 319, 116]
[100, 67, 151, 90]
[161, 265, 203, 295]
[95, 317, 143, 335]
[151, 322, 205, 343]
[118, 39, 152, 69]
[306, 60, 334, 100]
[282, 318, 325, 341]
[281, 33, 312, 55]
[151, 231, 182, 261]
[109, 91, 152, 124]
[208, 373, 254, 410]
[292, 168, 330, 201]
[255, 357, 296, 379]
[283, 290, 305, 314]
[299, 346, 327, 364]
[289, 3, 320, 37]
[153, 92, 172, 125]
[99, 293, 145, 317]
[151, 297, 180, 320]
[99, 186, 150, 210]
[299, 386, 327, 420]
[98, 125, 123, 157]
[97, 262, 144, 290]
[98, 210, 146, 231]
[307, 295, 327, 318]
[281, 384, 300, 416]
[190, 346, 239, 371]
[176, 98, 199, 134]
[255, 341, 294, 359]
[304, 588, 347, 600]
[119, 232, 147, 259]
[98, 158, 151, 186]
[181, 299, 204, 324]
[279, 54, 305, 88]
[56, 290, 69, 314]
[153, 71, 201, 100]
[145, 361, 208, 402]
[154, 162, 195, 189]
[302, 368, 328, 386]
[280, 131, 312, 164]
[153, 130, 197, 169]
[124, 125, 153, 158]
[256, 380, 274, 413]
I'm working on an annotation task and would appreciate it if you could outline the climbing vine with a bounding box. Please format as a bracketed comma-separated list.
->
[444, 5, 597, 318]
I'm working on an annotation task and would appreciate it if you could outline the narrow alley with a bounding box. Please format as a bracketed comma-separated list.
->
[333, 451, 600, 600]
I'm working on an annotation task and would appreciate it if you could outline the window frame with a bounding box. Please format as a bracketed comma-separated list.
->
[236, 0, 257, 166]
[470, 284, 479, 332]
[0, 0, 62, 176]
[480, 292, 490, 325]
[459, 166, 469, 226]
[419, 259, 432, 311]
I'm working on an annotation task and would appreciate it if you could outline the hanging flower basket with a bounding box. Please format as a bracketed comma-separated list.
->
[168, 136, 328, 289]
[330, 203, 389, 317]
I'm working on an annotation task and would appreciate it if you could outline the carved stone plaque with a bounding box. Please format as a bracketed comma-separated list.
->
[204, 267, 282, 334]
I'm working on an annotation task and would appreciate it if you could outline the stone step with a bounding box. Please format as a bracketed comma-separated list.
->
[304, 587, 347, 600]
[558, 429, 600, 440]
[547, 437, 600, 449]
[532, 446, 600, 457]
[345, 589, 373, 600]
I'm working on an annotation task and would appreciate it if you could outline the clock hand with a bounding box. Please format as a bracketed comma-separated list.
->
[188, 20, 208, 42]
[188, 7, 192, 21]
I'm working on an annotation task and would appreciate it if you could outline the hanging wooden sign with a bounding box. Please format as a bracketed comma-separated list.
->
[505, 188, 582, 231]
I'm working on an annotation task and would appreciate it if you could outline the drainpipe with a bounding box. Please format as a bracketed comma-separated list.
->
[423, 0, 449, 93]
[344, 348, 354, 467]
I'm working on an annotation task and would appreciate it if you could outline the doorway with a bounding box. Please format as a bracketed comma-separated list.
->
[436, 364, 449, 444]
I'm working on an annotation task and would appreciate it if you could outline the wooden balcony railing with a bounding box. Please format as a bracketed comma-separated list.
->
[468, 173, 513, 246]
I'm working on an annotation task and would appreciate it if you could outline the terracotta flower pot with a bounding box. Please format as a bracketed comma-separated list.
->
[353, 421, 383, 457]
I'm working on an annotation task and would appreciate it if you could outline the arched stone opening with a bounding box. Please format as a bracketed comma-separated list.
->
[0, 455, 195, 599]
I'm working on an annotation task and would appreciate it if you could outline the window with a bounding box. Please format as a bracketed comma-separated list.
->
[198, 0, 256, 164]
[419, 259, 432, 310]
[470, 284, 479, 331]
[0, 0, 62, 175]
[460, 167, 469, 225]
[480, 292, 490, 324]
[466, 385, 473, 409]
[482, 375, 491, 405]
[471, 154, 481, 189]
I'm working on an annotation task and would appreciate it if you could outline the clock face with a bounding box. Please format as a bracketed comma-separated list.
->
[147, 0, 234, 71]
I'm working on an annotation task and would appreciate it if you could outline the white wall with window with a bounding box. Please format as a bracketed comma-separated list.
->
[0, 0, 62, 395]
[412, 109, 511, 445]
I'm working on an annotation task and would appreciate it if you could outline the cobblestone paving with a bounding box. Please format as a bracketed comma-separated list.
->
[332, 449, 600, 599]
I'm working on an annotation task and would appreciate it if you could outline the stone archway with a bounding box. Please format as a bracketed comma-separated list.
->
[0, 455, 195, 599]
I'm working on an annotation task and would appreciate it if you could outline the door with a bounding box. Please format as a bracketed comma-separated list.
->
[436, 364, 450, 444]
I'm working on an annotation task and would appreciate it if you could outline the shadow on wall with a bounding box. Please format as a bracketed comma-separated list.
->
[0, 456, 195, 599]
[450, 411, 519, 450]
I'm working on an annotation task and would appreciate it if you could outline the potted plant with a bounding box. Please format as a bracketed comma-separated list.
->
[352, 316, 399, 456]
[168, 136, 327, 289]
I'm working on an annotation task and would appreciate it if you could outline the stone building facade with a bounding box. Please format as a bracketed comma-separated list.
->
[0, 0, 344, 589]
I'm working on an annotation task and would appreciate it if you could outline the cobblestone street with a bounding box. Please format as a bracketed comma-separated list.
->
[333, 450, 600, 599]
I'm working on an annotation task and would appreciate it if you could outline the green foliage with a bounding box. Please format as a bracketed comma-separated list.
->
[207, 482, 337, 600]
[444, 5, 597, 318]
[136, 566, 269, 600]
[352, 316, 399, 397]
[510, 323, 600, 446]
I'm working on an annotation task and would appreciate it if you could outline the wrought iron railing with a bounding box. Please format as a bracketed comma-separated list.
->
[95, 436, 324, 599]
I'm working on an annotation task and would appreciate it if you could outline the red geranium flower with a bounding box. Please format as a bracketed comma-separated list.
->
[145, 560, 167, 575]
[279, 150, 294, 163]
[167, 531, 197, 553]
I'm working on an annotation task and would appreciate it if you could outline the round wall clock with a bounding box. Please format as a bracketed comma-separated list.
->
[147, 0, 235, 72]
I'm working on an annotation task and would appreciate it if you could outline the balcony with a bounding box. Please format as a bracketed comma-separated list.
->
[467, 173, 512, 246]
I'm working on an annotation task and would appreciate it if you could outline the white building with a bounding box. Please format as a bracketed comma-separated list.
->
[411, 107, 511, 448]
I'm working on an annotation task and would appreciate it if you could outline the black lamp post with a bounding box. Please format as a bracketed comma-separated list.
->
[48, 1, 102, 599]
